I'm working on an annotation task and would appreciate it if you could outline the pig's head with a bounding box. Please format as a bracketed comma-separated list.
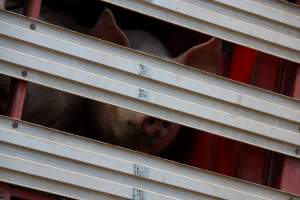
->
[89, 9, 222, 155]
[90, 103, 180, 155]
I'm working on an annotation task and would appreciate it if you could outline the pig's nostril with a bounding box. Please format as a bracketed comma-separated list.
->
[142, 117, 161, 135]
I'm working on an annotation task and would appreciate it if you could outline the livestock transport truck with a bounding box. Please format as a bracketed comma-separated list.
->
[0, 0, 300, 199]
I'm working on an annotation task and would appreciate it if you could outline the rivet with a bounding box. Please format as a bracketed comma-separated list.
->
[12, 122, 18, 129]
[30, 23, 36, 30]
[21, 70, 28, 77]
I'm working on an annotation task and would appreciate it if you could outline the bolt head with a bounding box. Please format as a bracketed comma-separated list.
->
[12, 122, 18, 129]
[21, 70, 28, 77]
[30, 23, 36, 30]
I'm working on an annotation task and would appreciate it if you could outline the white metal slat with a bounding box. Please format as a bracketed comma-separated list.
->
[0, 169, 124, 200]
[214, 0, 300, 29]
[99, 0, 300, 64]
[0, 10, 299, 158]
[0, 116, 296, 200]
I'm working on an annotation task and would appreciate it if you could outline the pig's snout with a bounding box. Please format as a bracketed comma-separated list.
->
[141, 116, 176, 138]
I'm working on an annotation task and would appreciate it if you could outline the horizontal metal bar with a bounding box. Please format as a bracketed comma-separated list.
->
[0, 116, 296, 200]
[0, 168, 125, 200]
[212, 0, 300, 29]
[0, 10, 299, 158]
[100, 0, 300, 63]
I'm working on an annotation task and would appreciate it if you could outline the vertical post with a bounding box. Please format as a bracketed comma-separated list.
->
[7, 0, 42, 119]
[276, 63, 300, 195]
[24, 0, 42, 18]
[208, 45, 256, 177]
[276, 0, 300, 194]
[238, 52, 280, 184]
[229, 45, 256, 83]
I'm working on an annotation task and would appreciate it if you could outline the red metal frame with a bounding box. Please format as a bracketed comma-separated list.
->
[229, 45, 256, 83]
[24, 0, 42, 18]
[8, 79, 27, 119]
[276, 63, 300, 195]
[180, 130, 214, 170]
[237, 52, 280, 185]
[209, 45, 257, 177]
[7, 0, 41, 119]
[276, 0, 300, 194]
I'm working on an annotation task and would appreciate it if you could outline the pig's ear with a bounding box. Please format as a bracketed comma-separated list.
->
[90, 8, 129, 47]
[175, 37, 222, 74]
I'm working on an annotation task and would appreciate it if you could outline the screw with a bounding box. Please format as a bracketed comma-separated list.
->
[21, 70, 28, 77]
[30, 23, 36, 30]
[12, 122, 18, 129]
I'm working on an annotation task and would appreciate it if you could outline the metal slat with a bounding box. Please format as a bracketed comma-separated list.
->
[0, 169, 125, 200]
[99, 0, 300, 64]
[0, 116, 296, 200]
[0, 10, 299, 158]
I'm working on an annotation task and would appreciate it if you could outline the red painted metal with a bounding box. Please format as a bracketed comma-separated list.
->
[8, 79, 27, 119]
[278, 157, 300, 195]
[229, 45, 256, 83]
[276, 64, 300, 195]
[0, 182, 56, 200]
[253, 53, 280, 91]
[7, 0, 42, 119]
[162, 127, 214, 170]
[238, 146, 271, 184]
[209, 45, 256, 177]
[210, 136, 243, 176]
[237, 52, 281, 185]
[292, 66, 300, 99]
[24, 0, 42, 18]
[182, 130, 214, 169]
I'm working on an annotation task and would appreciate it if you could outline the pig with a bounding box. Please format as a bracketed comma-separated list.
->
[87, 8, 222, 155]
[0, 4, 221, 155]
